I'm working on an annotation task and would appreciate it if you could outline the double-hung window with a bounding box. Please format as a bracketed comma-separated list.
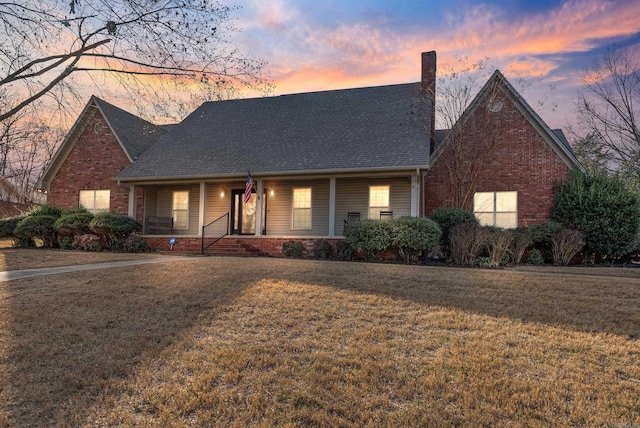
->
[369, 185, 390, 220]
[474, 191, 518, 228]
[79, 190, 110, 214]
[292, 188, 312, 229]
[173, 191, 189, 230]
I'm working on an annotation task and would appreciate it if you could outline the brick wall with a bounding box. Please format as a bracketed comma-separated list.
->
[47, 109, 140, 219]
[144, 236, 344, 258]
[424, 89, 571, 226]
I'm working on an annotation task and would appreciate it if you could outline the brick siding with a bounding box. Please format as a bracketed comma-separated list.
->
[47, 110, 143, 221]
[424, 91, 571, 226]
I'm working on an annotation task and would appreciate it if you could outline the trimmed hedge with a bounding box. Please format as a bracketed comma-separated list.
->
[0, 216, 24, 239]
[429, 208, 478, 257]
[54, 208, 94, 237]
[343, 217, 441, 263]
[392, 216, 441, 263]
[89, 212, 142, 251]
[553, 171, 640, 261]
[283, 241, 306, 258]
[14, 215, 58, 248]
[313, 239, 334, 259]
[344, 219, 394, 260]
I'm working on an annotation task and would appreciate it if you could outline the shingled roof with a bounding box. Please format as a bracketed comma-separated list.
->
[37, 96, 169, 191]
[116, 83, 432, 181]
[92, 97, 169, 160]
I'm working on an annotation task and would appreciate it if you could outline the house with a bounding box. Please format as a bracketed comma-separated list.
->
[37, 51, 581, 255]
[424, 70, 579, 227]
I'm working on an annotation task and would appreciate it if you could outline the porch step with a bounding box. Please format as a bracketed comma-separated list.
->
[203, 239, 268, 257]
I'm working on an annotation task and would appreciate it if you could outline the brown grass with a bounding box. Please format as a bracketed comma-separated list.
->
[1, 250, 639, 426]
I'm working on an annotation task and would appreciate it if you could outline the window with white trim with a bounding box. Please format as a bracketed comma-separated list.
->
[292, 187, 312, 229]
[173, 191, 189, 229]
[474, 191, 518, 228]
[79, 190, 110, 214]
[369, 185, 390, 220]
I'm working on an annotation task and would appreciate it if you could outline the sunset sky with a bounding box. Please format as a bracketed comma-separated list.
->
[227, 0, 640, 130]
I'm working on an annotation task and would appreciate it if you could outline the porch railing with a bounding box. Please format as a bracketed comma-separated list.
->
[201, 212, 229, 255]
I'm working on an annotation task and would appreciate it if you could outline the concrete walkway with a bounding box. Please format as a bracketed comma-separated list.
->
[0, 256, 185, 282]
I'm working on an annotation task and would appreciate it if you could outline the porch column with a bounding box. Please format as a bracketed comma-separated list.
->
[199, 182, 206, 231]
[128, 185, 135, 218]
[411, 174, 419, 217]
[255, 179, 263, 236]
[329, 177, 336, 237]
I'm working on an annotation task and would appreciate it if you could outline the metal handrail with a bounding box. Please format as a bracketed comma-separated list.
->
[201, 212, 229, 255]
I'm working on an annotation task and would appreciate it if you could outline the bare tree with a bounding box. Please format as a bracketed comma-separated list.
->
[416, 57, 508, 210]
[0, 1, 270, 202]
[0, 0, 270, 124]
[0, 106, 59, 203]
[439, 78, 507, 210]
[574, 45, 640, 186]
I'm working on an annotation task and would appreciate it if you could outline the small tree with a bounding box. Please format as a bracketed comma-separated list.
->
[552, 171, 640, 261]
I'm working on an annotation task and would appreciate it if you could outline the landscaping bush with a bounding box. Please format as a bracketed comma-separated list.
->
[313, 239, 334, 259]
[344, 219, 394, 260]
[552, 229, 585, 266]
[58, 236, 74, 250]
[123, 235, 150, 253]
[528, 221, 562, 262]
[510, 226, 533, 265]
[485, 227, 513, 266]
[89, 212, 142, 250]
[0, 215, 24, 239]
[475, 256, 498, 268]
[72, 234, 102, 251]
[25, 205, 63, 218]
[54, 207, 94, 237]
[283, 241, 306, 258]
[449, 222, 487, 266]
[336, 240, 354, 261]
[553, 171, 640, 262]
[430, 207, 478, 258]
[527, 248, 544, 265]
[14, 215, 58, 248]
[392, 216, 441, 263]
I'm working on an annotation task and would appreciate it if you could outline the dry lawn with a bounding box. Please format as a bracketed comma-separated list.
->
[0, 250, 639, 427]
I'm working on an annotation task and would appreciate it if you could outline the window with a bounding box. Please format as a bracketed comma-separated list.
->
[292, 188, 312, 229]
[173, 191, 189, 229]
[369, 185, 390, 220]
[474, 191, 518, 228]
[79, 190, 110, 214]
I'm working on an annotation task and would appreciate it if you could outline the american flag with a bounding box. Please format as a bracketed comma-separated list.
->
[244, 172, 253, 204]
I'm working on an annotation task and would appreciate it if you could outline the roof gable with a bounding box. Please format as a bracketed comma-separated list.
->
[117, 83, 432, 180]
[37, 96, 168, 191]
[93, 97, 168, 160]
[430, 70, 582, 170]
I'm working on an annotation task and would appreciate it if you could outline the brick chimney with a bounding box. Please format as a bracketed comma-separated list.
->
[421, 51, 436, 151]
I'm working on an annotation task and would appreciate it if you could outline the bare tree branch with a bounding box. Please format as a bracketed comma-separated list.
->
[0, 0, 270, 124]
[574, 45, 640, 186]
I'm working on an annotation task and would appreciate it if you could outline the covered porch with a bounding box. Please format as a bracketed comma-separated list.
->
[130, 171, 423, 255]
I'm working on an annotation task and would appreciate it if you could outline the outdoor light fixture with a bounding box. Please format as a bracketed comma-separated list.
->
[270, 189, 275, 197]
[220, 189, 225, 198]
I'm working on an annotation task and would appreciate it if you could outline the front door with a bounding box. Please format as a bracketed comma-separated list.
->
[232, 190, 256, 235]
